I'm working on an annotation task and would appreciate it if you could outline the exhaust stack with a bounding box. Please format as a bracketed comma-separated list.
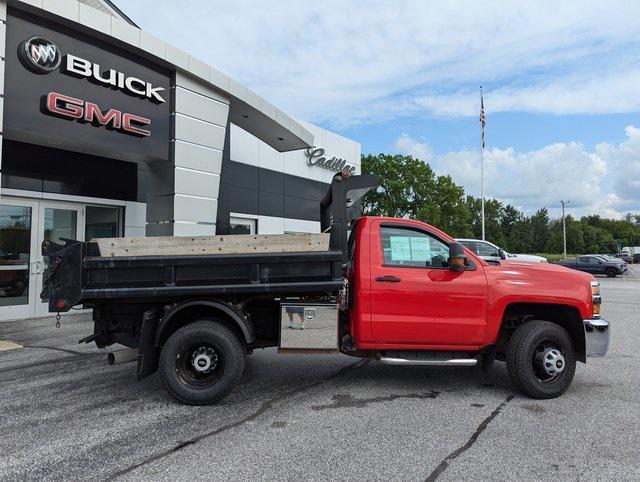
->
[107, 348, 138, 366]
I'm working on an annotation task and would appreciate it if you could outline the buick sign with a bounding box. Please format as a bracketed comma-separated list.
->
[19, 36, 62, 74]
[18, 37, 166, 104]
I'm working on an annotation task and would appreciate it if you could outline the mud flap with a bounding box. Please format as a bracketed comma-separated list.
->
[137, 308, 162, 380]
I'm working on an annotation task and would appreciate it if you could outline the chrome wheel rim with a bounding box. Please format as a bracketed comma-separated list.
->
[533, 342, 565, 382]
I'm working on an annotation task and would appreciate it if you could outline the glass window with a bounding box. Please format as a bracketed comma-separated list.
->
[459, 240, 477, 253]
[230, 217, 256, 235]
[0, 205, 32, 307]
[475, 241, 500, 257]
[86, 206, 123, 240]
[380, 226, 449, 268]
[43, 208, 77, 244]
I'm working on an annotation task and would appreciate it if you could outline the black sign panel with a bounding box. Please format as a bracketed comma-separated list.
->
[4, 9, 171, 163]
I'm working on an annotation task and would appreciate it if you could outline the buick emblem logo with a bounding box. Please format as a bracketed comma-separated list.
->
[19, 36, 62, 74]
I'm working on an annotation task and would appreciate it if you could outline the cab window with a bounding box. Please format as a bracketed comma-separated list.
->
[380, 226, 449, 268]
[475, 241, 500, 257]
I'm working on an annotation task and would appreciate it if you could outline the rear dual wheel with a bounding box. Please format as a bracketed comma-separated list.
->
[506, 320, 576, 399]
[159, 320, 245, 405]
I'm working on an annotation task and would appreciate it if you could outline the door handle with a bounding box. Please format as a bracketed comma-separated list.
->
[375, 275, 401, 283]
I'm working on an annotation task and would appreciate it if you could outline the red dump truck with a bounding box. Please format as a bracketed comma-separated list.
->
[42, 174, 610, 404]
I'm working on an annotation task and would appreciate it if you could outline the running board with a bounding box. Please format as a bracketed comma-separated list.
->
[378, 357, 478, 367]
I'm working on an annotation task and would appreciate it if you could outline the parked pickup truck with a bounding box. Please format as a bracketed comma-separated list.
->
[42, 174, 610, 404]
[554, 255, 627, 277]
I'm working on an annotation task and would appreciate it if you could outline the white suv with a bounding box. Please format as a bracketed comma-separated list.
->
[456, 238, 548, 263]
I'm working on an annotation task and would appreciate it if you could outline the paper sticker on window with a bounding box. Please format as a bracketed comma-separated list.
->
[410, 236, 431, 261]
[389, 236, 411, 261]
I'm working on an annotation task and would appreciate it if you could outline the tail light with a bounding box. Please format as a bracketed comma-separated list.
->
[590, 281, 601, 318]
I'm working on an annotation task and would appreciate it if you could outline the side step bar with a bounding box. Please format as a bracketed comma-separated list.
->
[378, 357, 478, 367]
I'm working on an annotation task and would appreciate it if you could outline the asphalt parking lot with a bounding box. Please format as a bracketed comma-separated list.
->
[1, 266, 639, 481]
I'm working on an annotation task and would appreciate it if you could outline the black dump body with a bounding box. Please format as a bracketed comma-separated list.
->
[42, 174, 378, 313]
[42, 242, 345, 311]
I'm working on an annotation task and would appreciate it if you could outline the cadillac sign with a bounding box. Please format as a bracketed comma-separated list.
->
[305, 147, 357, 177]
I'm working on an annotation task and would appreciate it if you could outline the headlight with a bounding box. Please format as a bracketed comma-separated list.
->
[591, 280, 601, 318]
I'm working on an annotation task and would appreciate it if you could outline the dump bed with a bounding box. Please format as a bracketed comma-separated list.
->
[42, 173, 379, 313]
[42, 234, 344, 312]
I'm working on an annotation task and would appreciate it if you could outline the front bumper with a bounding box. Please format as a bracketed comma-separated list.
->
[583, 318, 611, 357]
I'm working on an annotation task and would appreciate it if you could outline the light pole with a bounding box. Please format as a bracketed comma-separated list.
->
[561, 200, 570, 259]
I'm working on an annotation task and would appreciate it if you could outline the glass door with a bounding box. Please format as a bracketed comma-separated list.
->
[0, 200, 38, 321]
[35, 202, 84, 317]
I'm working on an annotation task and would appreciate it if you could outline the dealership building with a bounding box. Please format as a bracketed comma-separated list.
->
[0, 0, 361, 320]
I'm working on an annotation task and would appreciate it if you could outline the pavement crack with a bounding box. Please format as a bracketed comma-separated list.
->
[425, 395, 514, 482]
[106, 358, 370, 481]
[312, 390, 439, 410]
[22, 345, 87, 356]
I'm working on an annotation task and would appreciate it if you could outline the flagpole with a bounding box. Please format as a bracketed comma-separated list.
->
[480, 86, 485, 240]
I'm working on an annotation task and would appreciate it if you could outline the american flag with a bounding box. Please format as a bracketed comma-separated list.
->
[479, 86, 486, 148]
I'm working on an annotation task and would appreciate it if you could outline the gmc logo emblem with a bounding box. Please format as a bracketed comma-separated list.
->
[45, 92, 151, 137]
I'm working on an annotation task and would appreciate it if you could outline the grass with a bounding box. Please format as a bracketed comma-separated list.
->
[532, 253, 576, 262]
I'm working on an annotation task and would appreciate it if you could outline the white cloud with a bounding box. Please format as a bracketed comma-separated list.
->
[414, 70, 640, 117]
[114, 0, 640, 126]
[395, 127, 640, 219]
[394, 134, 432, 161]
[596, 126, 640, 212]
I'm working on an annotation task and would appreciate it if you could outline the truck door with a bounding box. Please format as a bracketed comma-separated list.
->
[370, 222, 487, 346]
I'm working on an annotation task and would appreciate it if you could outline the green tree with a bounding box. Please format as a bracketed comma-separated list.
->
[417, 175, 473, 237]
[530, 208, 550, 253]
[360, 153, 437, 218]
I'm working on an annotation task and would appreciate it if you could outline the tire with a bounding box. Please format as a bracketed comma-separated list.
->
[605, 268, 617, 278]
[159, 320, 245, 405]
[506, 320, 576, 399]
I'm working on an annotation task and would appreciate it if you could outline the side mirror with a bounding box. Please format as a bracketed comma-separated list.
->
[448, 242, 468, 272]
[498, 248, 507, 260]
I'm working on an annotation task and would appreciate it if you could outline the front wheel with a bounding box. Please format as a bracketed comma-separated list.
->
[159, 320, 245, 405]
[506, 320, 576, 399]
[605, 268, 617, 278]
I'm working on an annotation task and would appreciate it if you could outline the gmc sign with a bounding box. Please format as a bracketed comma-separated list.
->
[46, 92, 151, 137]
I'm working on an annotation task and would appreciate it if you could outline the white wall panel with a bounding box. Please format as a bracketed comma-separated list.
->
[0, 22, 5, 58]
[124, 201, 146, 228]
[124, 226, 145, 237]
[174, 195, 217, 224]
[260, 143, 284, 172]
[174, 168, 220, 199]
[110, 16, 139, 46]
[257, 215, 285, 234]
[284, 218, 321, 233]
[174, 141, 222, 174]
[175, 71, 230, 105]
[175, 87, 229, 127]
[42, 0, 78, 21]
[174, 222, 215, 236]
[78, 3, 110, 32]
[230, 124, 260, 166]
[174, 114, 226, 149]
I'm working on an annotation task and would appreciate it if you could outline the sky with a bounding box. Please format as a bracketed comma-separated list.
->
[113, 0, 640, 219]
